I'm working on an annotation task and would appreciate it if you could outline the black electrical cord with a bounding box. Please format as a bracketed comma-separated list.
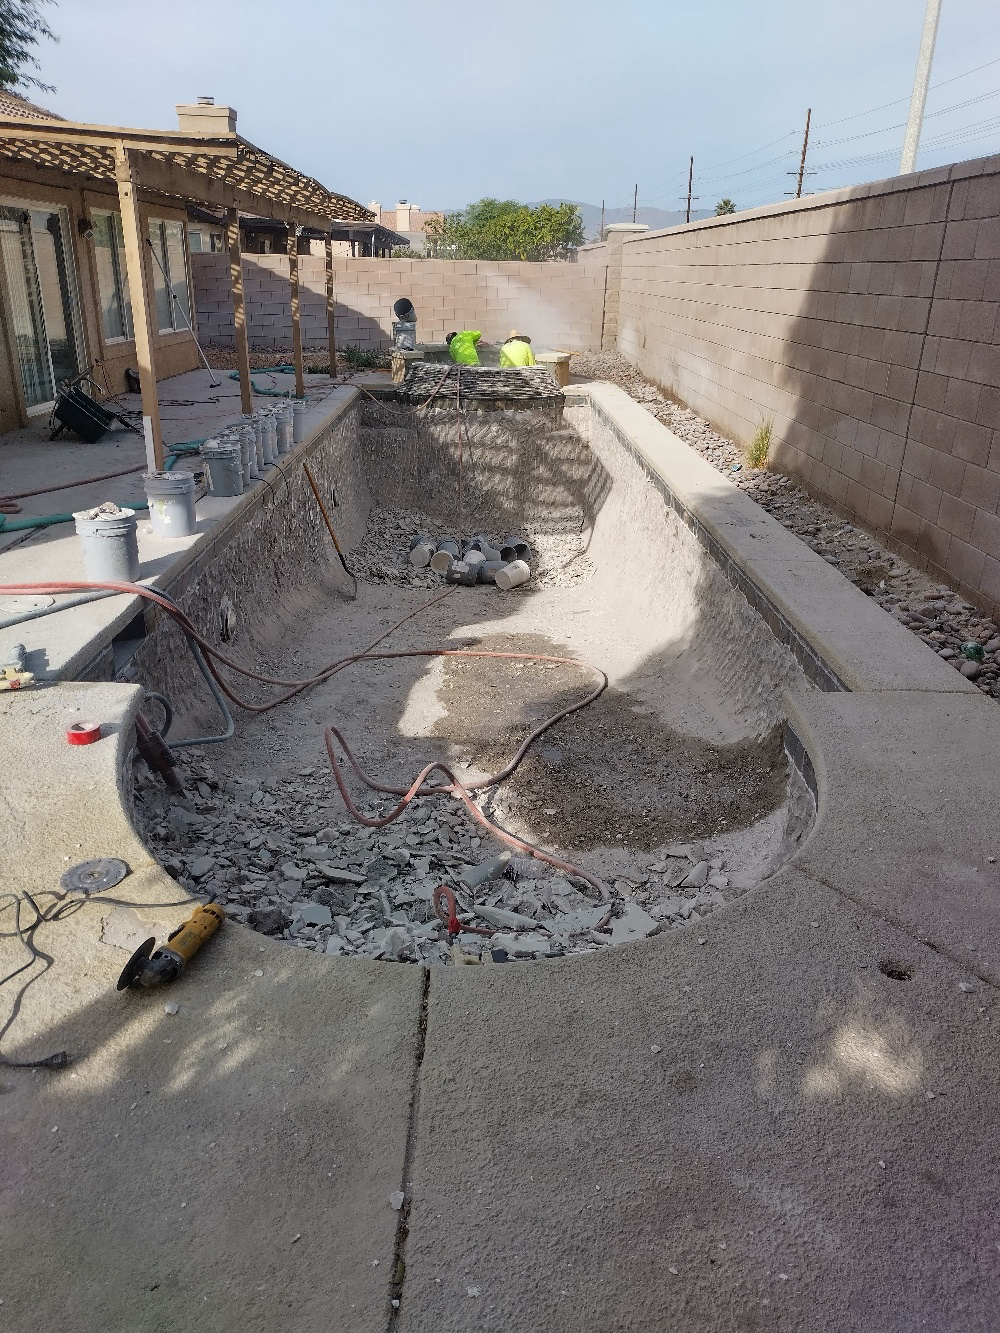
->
[0, 883, 199, 1070]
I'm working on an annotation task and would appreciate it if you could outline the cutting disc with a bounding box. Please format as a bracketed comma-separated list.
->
[117, 938, 155, 991]
[60, 857, 130, 895]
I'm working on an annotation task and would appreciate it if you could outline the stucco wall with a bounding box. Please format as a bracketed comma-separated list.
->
[191, 251, 608, 354]
[613, 154, 1000, 610]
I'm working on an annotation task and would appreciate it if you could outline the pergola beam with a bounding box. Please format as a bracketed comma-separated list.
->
[227, 207, 253, 416]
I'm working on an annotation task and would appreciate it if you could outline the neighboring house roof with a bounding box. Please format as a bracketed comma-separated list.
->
[0, 89, 62, 120]
[188, 206, 408, 248]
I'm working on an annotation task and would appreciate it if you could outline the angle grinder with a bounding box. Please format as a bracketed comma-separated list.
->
[117, 903, 225, 990]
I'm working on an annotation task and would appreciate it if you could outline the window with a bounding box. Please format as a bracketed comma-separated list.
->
[148, 218, 191, 332]
[92, 211, 133, 342]
[188, 226, 225, 253]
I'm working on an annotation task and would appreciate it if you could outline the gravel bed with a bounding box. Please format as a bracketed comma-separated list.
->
[133, 752, 743, 965]
[351, 505, 595, 592]
[572, 351, 1000, 699]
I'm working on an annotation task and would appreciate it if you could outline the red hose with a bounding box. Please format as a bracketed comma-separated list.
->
[0, 579, 609, 895]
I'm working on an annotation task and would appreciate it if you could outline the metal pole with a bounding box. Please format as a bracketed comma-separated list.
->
[900, 0, 943, 174]
[632, 185, 637, 224]
[600, 199, 605, 238]
[686, 157, 694, 224]
[795, 108, 812, 198]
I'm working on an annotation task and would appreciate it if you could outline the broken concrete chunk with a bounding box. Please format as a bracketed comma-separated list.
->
[100, 907, 159, 954]
[298, 903, 333, 927]
[611, 904, 659, 944]
[316, 865, 367, 885]
[459, 852, 512, 889]
[549, 904, 608, 936]
[473, 903, 548, 932]
[680, 861, 710, 888]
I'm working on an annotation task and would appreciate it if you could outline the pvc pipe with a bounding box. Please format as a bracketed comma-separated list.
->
[477, 560, 505, 584]
[500, 536, 531, 562]
[293, 400, 308, 443]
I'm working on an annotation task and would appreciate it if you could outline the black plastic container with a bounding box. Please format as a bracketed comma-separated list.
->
[53, 386, 116, 442]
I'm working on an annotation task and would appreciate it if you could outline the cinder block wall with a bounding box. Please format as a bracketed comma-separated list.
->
[614, 154, 1000, 611]
[192, 253, 608, 354]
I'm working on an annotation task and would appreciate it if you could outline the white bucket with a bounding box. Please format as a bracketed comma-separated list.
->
[495, 559, 530, 590]
[143, 470, 197, 538]
[73, 506, 140, 582]
[409, 542, 435, 568]
[293, 399, 308, 443]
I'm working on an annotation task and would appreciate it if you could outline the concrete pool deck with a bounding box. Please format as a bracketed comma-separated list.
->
[2, 380, 999, 1330]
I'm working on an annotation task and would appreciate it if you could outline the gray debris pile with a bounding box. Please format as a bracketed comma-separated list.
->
[133, 754, 737, 964]
[573, 350, 1000, 700]
[349, 505, 594, 593]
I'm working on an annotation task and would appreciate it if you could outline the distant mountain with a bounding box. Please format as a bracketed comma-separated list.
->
[531, 199, 713, 239]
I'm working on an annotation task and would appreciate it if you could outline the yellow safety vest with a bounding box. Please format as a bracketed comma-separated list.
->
[499, 340, 536, 367]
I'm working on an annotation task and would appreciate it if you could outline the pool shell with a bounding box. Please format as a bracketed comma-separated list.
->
[97, 378, 977, 948]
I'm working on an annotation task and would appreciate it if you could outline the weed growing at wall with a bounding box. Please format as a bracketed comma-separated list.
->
[746, 420, 773, 470]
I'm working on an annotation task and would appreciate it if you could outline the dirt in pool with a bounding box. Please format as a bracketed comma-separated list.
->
[430, 632, 788, 851]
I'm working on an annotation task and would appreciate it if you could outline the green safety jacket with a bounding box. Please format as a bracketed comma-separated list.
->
[448, 331, 481, 364]
[499, 339, 536, 368]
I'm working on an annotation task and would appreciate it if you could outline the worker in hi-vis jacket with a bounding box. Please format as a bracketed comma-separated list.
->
[499, 329, 536, 367]
[445, 330, 481, 364]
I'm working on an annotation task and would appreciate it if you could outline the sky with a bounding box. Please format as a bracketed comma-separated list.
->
[25, 0, 1000, 216]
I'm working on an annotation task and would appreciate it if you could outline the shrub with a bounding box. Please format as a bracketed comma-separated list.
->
[746, 420, 773, 470]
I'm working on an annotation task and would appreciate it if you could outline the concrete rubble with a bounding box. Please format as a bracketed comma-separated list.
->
[133, 752, 739, 965]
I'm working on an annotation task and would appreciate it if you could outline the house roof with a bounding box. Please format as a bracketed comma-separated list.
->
[0, 89, 62, 121]
[0, 107, 372, 231]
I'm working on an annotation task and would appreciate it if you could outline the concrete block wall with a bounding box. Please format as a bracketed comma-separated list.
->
[192, 253, 608, 354]
[614, 154, 1000, 611]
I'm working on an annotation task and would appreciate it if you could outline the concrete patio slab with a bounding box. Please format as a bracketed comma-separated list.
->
[400, 867, 1000, 1333]
[0, 682, 423, 1333]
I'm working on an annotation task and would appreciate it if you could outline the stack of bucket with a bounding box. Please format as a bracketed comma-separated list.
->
[409, 533, 531, 589]
[201, 402, 296, 498]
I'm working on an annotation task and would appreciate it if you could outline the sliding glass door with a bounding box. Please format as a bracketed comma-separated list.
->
[0, 203, 83, 411]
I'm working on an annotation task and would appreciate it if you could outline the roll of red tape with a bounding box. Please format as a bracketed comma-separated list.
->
[66, 721, 102, 745]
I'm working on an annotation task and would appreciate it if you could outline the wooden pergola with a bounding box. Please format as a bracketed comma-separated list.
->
[0, 116, 373, 469]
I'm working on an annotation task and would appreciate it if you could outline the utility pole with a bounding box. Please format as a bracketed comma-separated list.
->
[900, 0, 942, 173]
[632, 184, 638, 224]
[600, 199, 605, 237]
[685, 157, 694, 224]
[795, 108, 812, 197]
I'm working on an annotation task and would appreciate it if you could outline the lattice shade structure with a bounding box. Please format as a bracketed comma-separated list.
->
[0, 118, 372, 230]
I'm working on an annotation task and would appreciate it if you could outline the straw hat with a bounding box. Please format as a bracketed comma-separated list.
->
[508, 329, 520, 339]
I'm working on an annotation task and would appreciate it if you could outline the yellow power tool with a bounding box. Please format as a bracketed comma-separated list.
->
[117, 903, 225, 990]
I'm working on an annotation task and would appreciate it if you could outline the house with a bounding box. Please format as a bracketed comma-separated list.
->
[366, 199, 445, 253]
[0, 92, 371, 466]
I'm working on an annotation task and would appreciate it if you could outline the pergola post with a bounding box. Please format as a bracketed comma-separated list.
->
[287, 225, 305, 399]
[325, 236, 337, 377]
[226, 206, 253, 414]
[114, 143, 163, 471]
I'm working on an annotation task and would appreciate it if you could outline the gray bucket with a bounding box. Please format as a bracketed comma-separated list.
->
[143, 470, 197, 538]
[203, 443, 244, 498]
[409, 542, 435, 568]
[500, 535, 531, 562]
[446, 560, 479, 587]
[293, 400, 308, 443]
[73, 506, 140, 582]
[238, 426, 259, 480]
[430, 538, 460, 573]
[477, 560, 505, 584]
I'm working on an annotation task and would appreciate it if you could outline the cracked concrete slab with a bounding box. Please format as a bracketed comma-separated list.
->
[399, 868, 1000, 1333]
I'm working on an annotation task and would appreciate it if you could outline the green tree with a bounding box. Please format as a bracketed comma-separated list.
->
[0, 0, 57, 93]
[424, 199, 585, 262]
[715, 198, 737, 215]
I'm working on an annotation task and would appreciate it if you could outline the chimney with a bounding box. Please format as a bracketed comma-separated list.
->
[176, 97, 238, 135]
[396, 200, 412, 232]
